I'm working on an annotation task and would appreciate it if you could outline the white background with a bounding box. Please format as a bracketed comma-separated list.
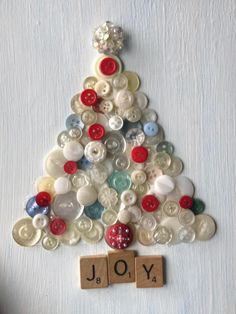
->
[0, 1, 235, 313]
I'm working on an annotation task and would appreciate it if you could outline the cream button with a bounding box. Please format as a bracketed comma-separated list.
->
[63, 141, 84, 162]
[36, 176, 56, 196]
[117, 209, 131, 224]
[41, 234, 59, 251]
[71, 93, 85, 114]
[160, 217, 183, 244]
[131, 170, 147, 185]
[99, 100, 113, 113]
[83, 76, 98, 89]
[193, 214, 216, 241]
[89, 163, 109, 184]
[81, 110, 97, 125]
[81, 220, 104, 244]
[164, 156, 183, 177]
[44, 148, 67, 178]
[153, 225, 173, 244]
[133, 92, 148, 110]
[114, 89, 134, 109]
[176, 176, 195, 197]
[153, 152, 172, 170]
[76, 216, 93, 233]
[12, 218, 42, 247]
[145, 165, 163, 185]
[32, 214, 49, 229]
[76, 185, 98, 206]
[125, 106, 142, 122]
[163, 200, 180, 217]
[137, 227, 155, 246]
[59, 222, 81, 246]
[112, 153, 130, 171]
[98, 187, 118, 208]
[154, 175, 175, 195]
[123, 71, 140, 92]
[108, 115, 123, 130]
[178, 209, 195, 226]
[140, 213, 157, 231]
[95, 80, 112, 97]
[71, 170, 91, 190]
[178, 226, 196, 243]
[54, 177, 72, 194]
[112, 73, 128, 90]
[141, 108, 158, 123]
[101, 209, 118, 225]
[120, 189, 137, 206]
[84, 141, 107, 163]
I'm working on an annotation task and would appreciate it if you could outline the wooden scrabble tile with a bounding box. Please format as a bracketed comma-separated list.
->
[108, 250, 135, 284]
[80, 255, 108, 289]
[135, 256, 164, 288]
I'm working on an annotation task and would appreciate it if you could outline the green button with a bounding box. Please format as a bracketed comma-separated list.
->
[191, 199, 205, 215]
[108, 171, 132, 194]
[156, 141, 174, 155]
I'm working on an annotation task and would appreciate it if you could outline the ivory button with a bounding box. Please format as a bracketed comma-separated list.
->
[54, 177, 72, 194]
[175, 176, 195, 197]
[77, 185, 98, 206]
[154, 175, 175, 195]
[117, 209, 131, 224]
[63, 141, 84, 161]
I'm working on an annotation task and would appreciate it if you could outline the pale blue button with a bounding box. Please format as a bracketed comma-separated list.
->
[143, 122, 159, 137]
[65, 114, 84, 130]
[84, 201, 104, 219]
[26, 196, 50, 217]
[108, 171, 132, 194]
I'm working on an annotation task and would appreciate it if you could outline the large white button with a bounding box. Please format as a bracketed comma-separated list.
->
[133, 92, 148, 110]
[44, 148, 67, 178]
[12, 218, 42, 247]
[178, 209, 195, 226]
[154, 175, 175, 195]
[76, 185, 98, 206]
[140, 213, 157, 231]
[108, 115, 124, 130]
[95, 80, 112, 97]
[112, 73, 128, 90]
[114, 89, 134, 109]
[81, 110, 97, 125]
[84, 141, 107, 163]
[193, 214, 216, 241]
[120, 189, 137, 206]
[127, 205, 142, 223]
[63, 141, 84, 161]
[175, 176, 195, 197]
[32, 214, 49, 229]
[54, 177, 72, 194]
[117, 209, 131, 224]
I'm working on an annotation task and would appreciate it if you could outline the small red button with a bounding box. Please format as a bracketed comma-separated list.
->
[131, 146, 148, 163]
[105, 223, 133, 249]
[99, 57, 118, 76]
[88, 123, 105, 140]
[141, 194, 160, 212]
[64, 160, 78, 174]
[80, 89, 98, 106]
[179, 195, 193, 209]
[35, 191, 51, 207]
[49, 217, 67, 235]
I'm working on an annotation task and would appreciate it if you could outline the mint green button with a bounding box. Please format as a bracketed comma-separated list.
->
[108, 171, 132, 194]
[191, 199, 205, 215]
[156, 141, 174, 155]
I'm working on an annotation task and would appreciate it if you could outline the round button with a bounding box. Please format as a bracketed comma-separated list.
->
[131, 170, 147, 185]
[105, 223, 133, 249]
[64, 160, 78, 174]
[77, 156, 92, 171]
[144, 125, 164, 146]
[123, 71, 140, 92]
[98, 187, 118, 208]
[83, 76, 98, 89]
[193, 214, 216, 241]
[120, 189, 137, 206]
[81, 110, 97, 125]
[89, 163, 109, 184]
[125, 106, 142, 123]
[117, 209, 132, 224]
[112, 153, 130, 171]
[107, 171, 132, 194]
[99, 100, 113, 113]
[26, 196, 50, 217]
[131, 146, 148, 163]
[80, 89, 98, 106]
[115, 89, 134, 109]
[103, 132, 126, 155]
[44, 149, 67, 178]
[154, 175, 175, 195]
[84, 141, 107, 163]
[164, 156, 183, 177]
[125, 128, 145, 146]
[71, 93, 85, 114]
[112, 73, 128, 90]
[178, 226, 196, 243]
[127, 205, 142, 223]
[36, 176, 56, 196]
[35, 191, 51, 207]
[88, 123, 105, 140]
[145, 165, 163, 185]
[99, 57, 118, 76]
[179, 195, 193, 209]
[153, 152, 172, 170]
[59, 222, 81, 246]
[153, 225, 172, 244]
[54, 177, 72, 194]
[52, 191, 84, 221]
[76, 216, 93, 233]
[141, 108, 157, 123]
[143, 122, 159, 137]
[109, 115, 123, 130]
[102, 209, 118, 225]
[133, 91, 148, 110]
[137, 227, 155, 246]
[178, 209, 195, 226]
[63, 141, 84, 162]
[163, 201, 180, 217]
[156, 141, 174, 155]
[57, 130, 72, 148]
[12, 218, 42, 247]
[32, 214, 49, 229]
[141, 194, 160, 212]
[132, 182, 150, 197]
[140, 213, 157, 231]
[41, 234, 59, 250]
[65, 114, 84, 130]
[84, 200, 104, 220]
[77, 185, 98, 207]
[81, 220, 104, 244]
[71, 170, 91, 190]
[95, 80, 112, 97]
[68, 127, 83, 140]
[94, 54, 122, 78]
[49, 217, 67, 236]
[191, 198, 205, 215]
[176, 176, 195, 197]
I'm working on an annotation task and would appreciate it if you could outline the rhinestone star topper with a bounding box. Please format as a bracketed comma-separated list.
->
[12, 22, 216, 251]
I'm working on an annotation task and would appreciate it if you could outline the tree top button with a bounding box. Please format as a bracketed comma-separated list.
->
[131, 146, 148, 163]
[141, 194, 160, 212]
[80, 89, 98, 106]
[99, 57, 118, 76]
[88, 123, 105, 140]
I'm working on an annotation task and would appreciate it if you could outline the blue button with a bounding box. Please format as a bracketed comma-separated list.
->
[65, 114, 84, 130]
[107, 171, 132, 194]
[84, 201, 104, 220]
[77, 156, 92, 170]
[25, 196, 50, 217]
[143, 122, 159, 137]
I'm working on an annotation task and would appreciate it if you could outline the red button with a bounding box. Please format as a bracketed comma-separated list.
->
[80, 89, 98, 106]
[141, 194, 160, 212]
[99, 57, 118, 76]
[179, 195, 193, 209]
[88, 123, 105, 140]
[64, 160, 78, 174]
[105, 223, 133, 249]
[49, 217, 67, 235]
[131, 146, 148, 163]
[35, 191, 51, 207]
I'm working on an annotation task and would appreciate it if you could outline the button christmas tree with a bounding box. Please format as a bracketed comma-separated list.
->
[12, 21, 216, 251]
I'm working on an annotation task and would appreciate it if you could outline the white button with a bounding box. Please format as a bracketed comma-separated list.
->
[81, 110, 97, 125]
[127, 205, 142, 223]
[120, 189, 137, 206]
[145, 165, 163, 185]
[98, 187, 118, 208]
[63, 141, 84, 161]
[114, 89, 134, 109]
[123, 71, 140, 92]
[76, 185, 98, 206]
[125, 106, 142, 123]
[193, 214, 216, 241]
[71, 170, 91, 190]
[153, 225, 173, 244]
[96, 113, 112, 131]
[108, 115, 123, 130]
[95, 80, 112, 97]
[154, 175, 175, 195]
[152, 152, 171, 170]
[160, 217, 183, 245]
[112, 73, 128, 90]
[84, 141, 107, 163]
[32, 214, 49, 229]
[112, 153, 130, 171]
[99, 100, 113, 113]
[164, 157, 183, 177]
[76, 216, 93, 233]
[89, 163, 109, 184]
[178, 209, 195, 226]
[44, 148, 67, 178]
[41, 234, 59, 251]
[131, 170, 147, 185]
[140, 213, 157, 231]
[133, 92, 148, 110]
[83, 76, 98, 89]
[59, 222, 81, 246]
[141, 108, 158, 123]
[54, 177, 72, 194]
[81, 221, 104, 244]
[68, 128, 82, 140]
[117, 209, 131, 224]
[175, 176, 195, 197]
[101, 209, 118, 225]
[163, 200, 180, 217]
[12, 218, 42, 247]
[178, 226, 196, 243]
[137, 227, 155, 246]
[71, 93, 85, 115]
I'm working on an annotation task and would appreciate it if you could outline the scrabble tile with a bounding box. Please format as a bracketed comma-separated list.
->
[135, 256, 164, 288]
[108, 250, 135, 284]
[80, 255, 108, 289]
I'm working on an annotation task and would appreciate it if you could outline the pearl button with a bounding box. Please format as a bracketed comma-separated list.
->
[120, 189, 137, 206]
[77, 185, 98, 206]
[95, 80, 112, 97]
[63, 141, 84, 161]
[32, 214, 49, 229]
[176, 176, 195, 197]
[154, 175, 175, 195]
[114, 89, 134, 109]
[117, 209, 131, 224]
[54, 177, 72, 194]
[84, 141, 107, 163]
[108, 115, 124, 130]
